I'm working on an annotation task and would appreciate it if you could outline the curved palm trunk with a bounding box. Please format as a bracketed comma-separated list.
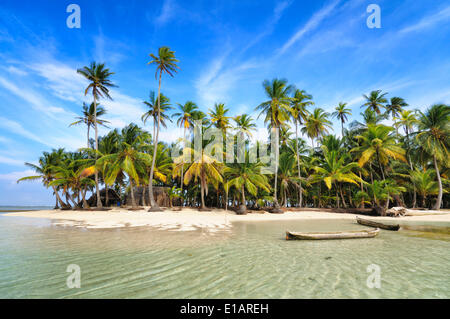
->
[93, 95, 102, 208]
[433, 155, 443, 210]
[200, 170, 206, 209]
[295, 121, 303, 207]
[81, 186, 89, 209]
[52, 185, 65, 208]
[148, 73, 163, 211]
[241, 185, 246, 207]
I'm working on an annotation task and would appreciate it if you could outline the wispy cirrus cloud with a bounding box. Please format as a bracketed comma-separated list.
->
[277, 0, 341, 56]
[399, 5, 450, 34]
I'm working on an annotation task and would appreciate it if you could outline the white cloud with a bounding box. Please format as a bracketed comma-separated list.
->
[399, 6, 450, 34]
[278, 0, 341, 55]
[0, 117, 50, 146]
[154, 0, 177, 26]
[0, 169, 36, 185]
[0, 155, 25, 166]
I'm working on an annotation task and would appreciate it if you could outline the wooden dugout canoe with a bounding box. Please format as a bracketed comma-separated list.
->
[285, 228, 380, 240]
[356, 217, 400, 231]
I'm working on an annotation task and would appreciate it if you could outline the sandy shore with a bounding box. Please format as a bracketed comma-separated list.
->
[5, 207, 450, 231]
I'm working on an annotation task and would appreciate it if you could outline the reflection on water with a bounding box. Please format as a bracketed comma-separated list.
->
[0, 214, 449, 298]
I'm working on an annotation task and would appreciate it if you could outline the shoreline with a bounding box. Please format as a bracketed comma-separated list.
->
[4, 208, 450, 231]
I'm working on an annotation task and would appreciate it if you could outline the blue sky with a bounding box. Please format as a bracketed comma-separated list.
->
[0, 0, 449, 205]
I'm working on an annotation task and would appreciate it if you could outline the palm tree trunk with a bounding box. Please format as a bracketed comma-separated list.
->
[273, 129, 279, 205]
[295, 121, 303, 207]
[142, 187, 147, 206]
[130, 182, 137, 208]
[87, 125, 90, 150]
[180, 127, 186, 205]
[341, 120, 344, 137]
[148, 72, 162, 211]
[52, 186, 65, 208]
[376, 150, 386, 180]
[336, 186, 340, 208]
[241, 185, 246, 207]
[105, 184, 109, 207]
[339, 184, 347, 208]
[93, 94, 102, 208]
[200, 171, 206, 209]
[433, 155, 443, 210]
[82, 186, 89, 209]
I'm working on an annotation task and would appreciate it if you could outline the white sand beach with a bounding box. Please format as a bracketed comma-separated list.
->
[5, 208, 450, 231]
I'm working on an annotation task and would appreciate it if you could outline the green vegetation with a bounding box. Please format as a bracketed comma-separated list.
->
[18, 47, 450, 212]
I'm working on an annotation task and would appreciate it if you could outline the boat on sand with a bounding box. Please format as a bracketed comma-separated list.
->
[356, 217, 400, 231]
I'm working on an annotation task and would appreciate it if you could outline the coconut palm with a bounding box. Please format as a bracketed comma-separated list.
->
[352, 124, 406, 180]
[290, 89, 313, 207]
[224, 151, 270, 212]
[332, 102, 351, 137]
[70, 102, 110, 149]
[256, 78, 294, 204]
[301, 108, 332, 148]
[416, 104, 450, 209]
[147, 46, 179, 211]
[233, 114, 256, 139]
[312, 151, 362, 208]
[362, 90, 388, 114]
[77, 62, 116, 208]
[141, 91, 172, 141]
[173, 146, 223, 209]
[17, 149, 67, 208]
[410, 169, 439, 208]
[278, 152, 300, 207]
[386, 97, 408, 136]
[209, 103, 231, 132]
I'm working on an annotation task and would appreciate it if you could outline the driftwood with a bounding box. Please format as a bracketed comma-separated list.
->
[356, 217, 400, 231]
[385, 207, 407, 217]
[286, 228, 380, 240]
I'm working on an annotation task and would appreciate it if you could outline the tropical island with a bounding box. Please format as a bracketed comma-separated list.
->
[8, 46, 450, 230]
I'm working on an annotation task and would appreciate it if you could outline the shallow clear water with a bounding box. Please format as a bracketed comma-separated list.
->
[0, 210, 449, 298]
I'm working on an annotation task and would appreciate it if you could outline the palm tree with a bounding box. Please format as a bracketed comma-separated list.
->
[256, 78, 293, 204]
[17, 149, 67, 209]
[290, 89, 313, 207]
[312, 151, 362, 208]
[233, 114, 256, 139]
[395, 110, 418, 206]
[353, 124, 406, 180]
[172, 101, 198, 200]
[301, 108, 332, 148]
[141, 91, 172, 142]
[332, 102, 351, 137]
[77, 62, 116, 208]
[410, 169, 439, 208]
[147, 46, 179, 211]
[70, 102, 109, 149]
[224, 151, 270, 212]
[386, 97, 408, 136]
[278, 152, 299, 207]
[362, 90, 388, 114]
[209, 103, 231, 132]
[174, 146, 223, 209]
[416, 104, 450, 209]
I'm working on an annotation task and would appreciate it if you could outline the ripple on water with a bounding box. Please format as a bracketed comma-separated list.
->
[0, 216, 449, 298]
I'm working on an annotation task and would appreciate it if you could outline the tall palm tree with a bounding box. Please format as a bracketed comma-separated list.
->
[70, 102, 109, 149]
[362, 90, 388, 114]
[278, 152, 300, 207]
[172, 101, 198, 200]
[416, 104, 450, 209]
[141, 91, 172, 142]
[301, 108, 332, 148]
[77, 62, 116, 208]
[233, 114, 256, 139]
[353, 124, 406, 180]
[332, 102, 351, 137]
[386, 97, 408, 136]
[147, 46, 179, 211]
[256, 78, 293, 204]
[290, 89, 313, 207]
[209, 103, 231, 132]
[395, 110, 418, 206]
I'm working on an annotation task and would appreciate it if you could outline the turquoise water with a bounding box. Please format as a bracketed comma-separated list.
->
[0, 209, 449, 298]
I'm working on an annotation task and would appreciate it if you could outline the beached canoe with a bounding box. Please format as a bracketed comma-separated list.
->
[285, 228, 380, 240]
[356, 217, 400, 231]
